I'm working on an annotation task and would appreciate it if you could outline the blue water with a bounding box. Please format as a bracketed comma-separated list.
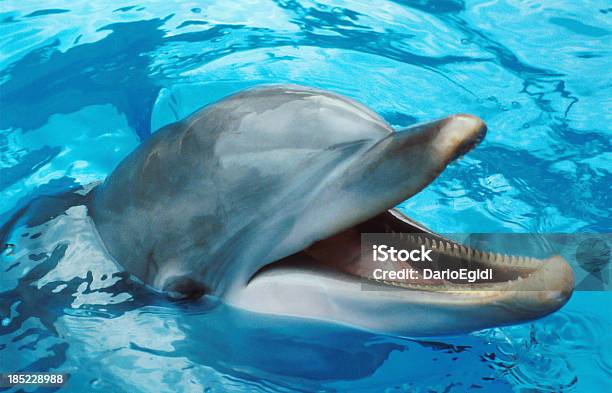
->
[1, 1, 611, 392]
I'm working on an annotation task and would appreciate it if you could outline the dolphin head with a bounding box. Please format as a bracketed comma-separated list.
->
[91, 85, 574, 336]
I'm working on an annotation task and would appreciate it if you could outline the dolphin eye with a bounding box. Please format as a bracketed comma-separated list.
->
[163, 276, 208, 300]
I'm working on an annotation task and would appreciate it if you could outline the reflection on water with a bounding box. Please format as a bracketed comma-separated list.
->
[1, 0, 610, 391]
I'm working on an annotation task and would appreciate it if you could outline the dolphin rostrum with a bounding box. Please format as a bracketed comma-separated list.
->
[90, 84, 574, 336]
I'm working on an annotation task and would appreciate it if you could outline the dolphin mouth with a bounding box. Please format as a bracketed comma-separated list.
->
[254, 210, 574, 298]
[246, 113, 574, 325]
[242, 207, 574, 334]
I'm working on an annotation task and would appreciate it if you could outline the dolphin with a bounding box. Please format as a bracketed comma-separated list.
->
[90, 84, 574, 336]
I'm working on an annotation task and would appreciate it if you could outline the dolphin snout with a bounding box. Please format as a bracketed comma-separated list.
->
[433, 114, 487, 162]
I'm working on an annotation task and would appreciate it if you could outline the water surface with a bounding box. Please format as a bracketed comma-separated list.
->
[1, 1, 611, 392]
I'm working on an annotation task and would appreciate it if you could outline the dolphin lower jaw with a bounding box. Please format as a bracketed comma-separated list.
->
[230, 210, 574, 336]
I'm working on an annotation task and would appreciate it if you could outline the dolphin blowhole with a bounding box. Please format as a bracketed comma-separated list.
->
[90, 84, 574, 336]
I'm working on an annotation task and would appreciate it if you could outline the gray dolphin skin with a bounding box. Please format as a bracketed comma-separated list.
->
[90, 84, 574, 336]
